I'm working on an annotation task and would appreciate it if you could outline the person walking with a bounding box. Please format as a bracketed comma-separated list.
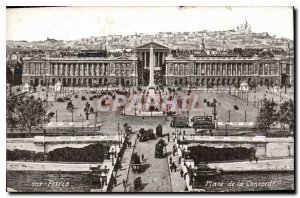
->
[119, 163, 122, 171]
[141, 154, 144, 161]
[114, 178, 117, 187]
[122, 179, 126, 188]
[180, 169, 184, 178]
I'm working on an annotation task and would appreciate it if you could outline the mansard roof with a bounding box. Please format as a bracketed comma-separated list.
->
[22, 57, 47, 62]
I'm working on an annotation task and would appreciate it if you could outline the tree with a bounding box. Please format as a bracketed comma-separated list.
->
[278, 100, 294, 134]
[6, 65, 14, 84]
[15, 95, 46, 133]
[255, 98, 278, 135]
[6, 95, 19, 131]
[66, 101, 74, 111]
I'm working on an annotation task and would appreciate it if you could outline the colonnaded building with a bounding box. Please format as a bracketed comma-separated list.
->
[22, 42, 293, 88]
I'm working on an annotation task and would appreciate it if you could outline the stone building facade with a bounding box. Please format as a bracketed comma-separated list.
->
[22, 55, 138, 87]
[21, 42, 293, 88]
[165, 54, 287, 88]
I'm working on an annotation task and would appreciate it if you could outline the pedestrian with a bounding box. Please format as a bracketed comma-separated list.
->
[180, 170, 184, 178]
[169, 156, 172, 164]
[174, 165, 177, 172]
[179, 156, 182, 164]
[183, 130, 185, 136]
[168, 136, 170, 142]
[122, 179, 126, 188]
[142, 154, 144, 161]
[114, 178, 117, 187]
[256, 157, 258, 163]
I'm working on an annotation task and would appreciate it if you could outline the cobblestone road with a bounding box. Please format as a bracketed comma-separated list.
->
[126, 138, 172, 192]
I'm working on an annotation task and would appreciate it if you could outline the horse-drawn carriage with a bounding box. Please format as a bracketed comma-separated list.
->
[131, 152, 141, 173]
[155, 139, 166, 158]
[81, 165, 108, 187]
[123, 123, 132, 134]
[170, 116, 189, 128]
[191, 116, 215, 132]
[138, 128, 155, 142]
[134, 177, 142, 191]
[156, 124, 163, 137]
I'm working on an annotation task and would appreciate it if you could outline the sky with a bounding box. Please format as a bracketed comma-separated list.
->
[6, 6, 294, 41]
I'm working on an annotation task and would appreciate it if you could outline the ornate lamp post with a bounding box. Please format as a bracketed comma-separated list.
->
[84, 101, 91, 120]
[111, 148, 115, 166]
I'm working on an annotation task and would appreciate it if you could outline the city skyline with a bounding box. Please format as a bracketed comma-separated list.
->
[6, 6, 294, 42]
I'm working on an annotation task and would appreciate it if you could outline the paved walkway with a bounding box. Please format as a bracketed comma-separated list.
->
[165, 137, 187, 192]
[112, 135, 136, 192]
[125, 138, 172, 192]
[208, 158, 294, 172]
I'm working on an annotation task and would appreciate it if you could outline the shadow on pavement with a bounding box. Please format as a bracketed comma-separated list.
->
[139, 164, 151, 173]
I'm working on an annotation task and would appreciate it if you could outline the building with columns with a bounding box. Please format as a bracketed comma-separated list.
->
[135, 42, 170, 86]
[21, 41, 293, 89]
[165, 53, 288, 88]
[22, 55, 138, 87]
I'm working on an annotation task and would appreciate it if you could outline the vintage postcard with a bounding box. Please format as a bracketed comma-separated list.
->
[6, 6, 294, 192]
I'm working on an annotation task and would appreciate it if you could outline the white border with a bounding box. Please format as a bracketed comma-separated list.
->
[1, 1, 298, 198]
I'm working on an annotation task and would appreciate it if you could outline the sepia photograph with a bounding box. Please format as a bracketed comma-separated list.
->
[5, 6, 295, 193]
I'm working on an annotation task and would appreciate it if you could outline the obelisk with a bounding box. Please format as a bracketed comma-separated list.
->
[147, 46, 156, 96]
[148, 46, 155, 88]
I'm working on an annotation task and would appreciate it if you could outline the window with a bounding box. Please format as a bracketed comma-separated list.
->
[274, 63, 279, 75]
[264, 64, 269, 75]
[259, 64, 263, 75]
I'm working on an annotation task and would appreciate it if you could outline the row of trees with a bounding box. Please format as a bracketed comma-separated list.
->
[189, 145, 254, 163]
[7, 94, 46, 133]
[255, 99, 294, 135]
[48, 143, 108, 162]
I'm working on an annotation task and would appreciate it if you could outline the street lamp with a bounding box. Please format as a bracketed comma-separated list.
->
[84, 101, 91, 120]
[111, 148, 115, 165]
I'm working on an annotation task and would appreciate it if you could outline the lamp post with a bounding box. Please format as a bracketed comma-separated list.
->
[84, 101, 90, 120]
[247, 91, 249, 106]
[111, 148, 115, 165]
[81, 118, 84, 130]
[130, 73, 133, 93]
[118, 123, 121, 147]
